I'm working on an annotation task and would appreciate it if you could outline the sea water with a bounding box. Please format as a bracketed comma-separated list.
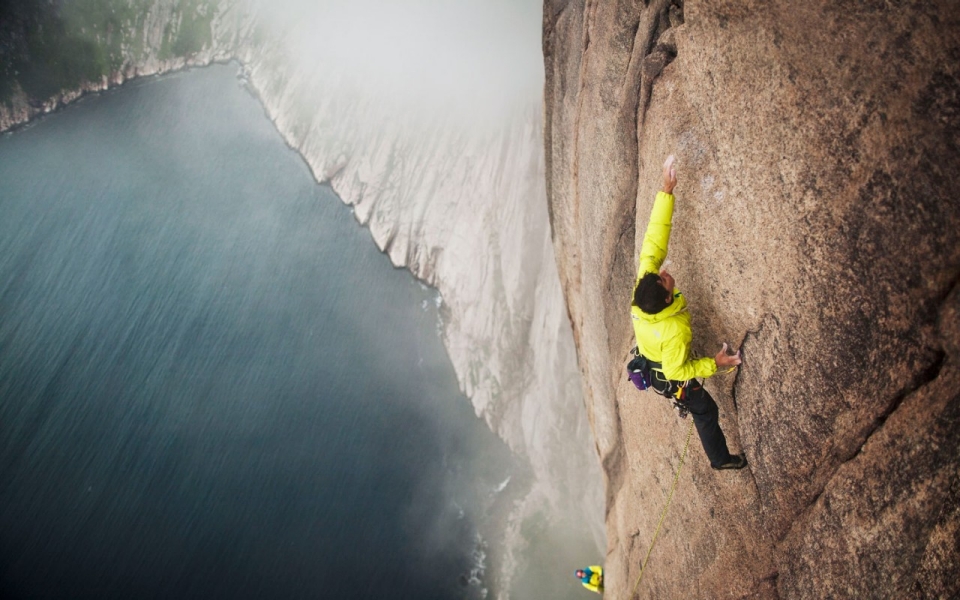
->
[0, 64, 519, 599]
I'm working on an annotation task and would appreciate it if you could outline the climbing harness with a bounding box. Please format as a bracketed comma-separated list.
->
[630, 418, 696, 599]
[626, 348, 690, 420]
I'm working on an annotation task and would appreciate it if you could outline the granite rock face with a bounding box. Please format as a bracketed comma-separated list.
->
[543, 0, 960, 597]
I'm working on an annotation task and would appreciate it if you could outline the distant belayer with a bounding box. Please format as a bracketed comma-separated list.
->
[574, 566, 603, 593]
[629, 155, 747, 470]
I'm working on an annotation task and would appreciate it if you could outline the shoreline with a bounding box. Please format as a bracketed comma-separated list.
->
[1, 55, 236, 135]
[1, 61, 592, 599]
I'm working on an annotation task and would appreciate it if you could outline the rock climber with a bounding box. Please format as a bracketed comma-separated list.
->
[574, 566, 603, 593]
[630, 155, 747, 470]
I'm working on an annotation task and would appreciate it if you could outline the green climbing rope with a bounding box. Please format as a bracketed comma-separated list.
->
[630, 418, 696, 599]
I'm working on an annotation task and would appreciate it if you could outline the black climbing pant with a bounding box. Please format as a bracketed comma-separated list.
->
[683, 380, 733, 468]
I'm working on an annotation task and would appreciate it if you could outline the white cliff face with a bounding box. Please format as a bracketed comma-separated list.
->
[1, 0, 605, 589]
[230, 3, 604, 545]
[249, 75, 605, 595]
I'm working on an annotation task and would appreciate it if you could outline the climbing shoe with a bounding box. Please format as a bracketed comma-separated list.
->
[712, 454, 748, 470]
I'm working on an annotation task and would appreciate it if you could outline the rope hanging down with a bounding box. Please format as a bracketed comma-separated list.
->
[630, 418, 696, 599]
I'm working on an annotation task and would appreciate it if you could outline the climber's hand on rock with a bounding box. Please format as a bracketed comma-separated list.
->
[662, 155, 677, 194]
[715, 342, 742, 369]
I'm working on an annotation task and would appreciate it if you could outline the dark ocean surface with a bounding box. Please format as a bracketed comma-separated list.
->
[0, 64, 519, 600]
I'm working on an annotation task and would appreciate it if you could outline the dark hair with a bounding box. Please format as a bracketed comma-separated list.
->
[633, 272, 670, 314]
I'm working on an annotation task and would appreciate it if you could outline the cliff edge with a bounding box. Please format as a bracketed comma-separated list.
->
[543, 0, 960, 597]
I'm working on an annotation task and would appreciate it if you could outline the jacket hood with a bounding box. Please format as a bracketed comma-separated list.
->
[633, 291, 687, 324]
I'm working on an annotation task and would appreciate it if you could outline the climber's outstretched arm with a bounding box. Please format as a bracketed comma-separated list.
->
[637, 156, 678, 281]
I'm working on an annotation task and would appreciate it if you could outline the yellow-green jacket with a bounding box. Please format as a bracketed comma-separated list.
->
[630, 191, 717, 382]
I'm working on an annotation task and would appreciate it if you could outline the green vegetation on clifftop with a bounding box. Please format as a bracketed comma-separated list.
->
[155, 0, 215, 60]
[0, 0, 218, 106]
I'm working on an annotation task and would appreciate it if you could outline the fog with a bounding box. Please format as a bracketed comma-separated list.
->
[245, 0, 544, 120]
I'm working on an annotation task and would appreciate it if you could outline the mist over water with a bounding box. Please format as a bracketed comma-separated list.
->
[0, 65, 519, 599]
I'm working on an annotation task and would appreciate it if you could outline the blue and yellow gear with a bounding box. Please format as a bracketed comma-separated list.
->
[578, 565, 603, 593]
